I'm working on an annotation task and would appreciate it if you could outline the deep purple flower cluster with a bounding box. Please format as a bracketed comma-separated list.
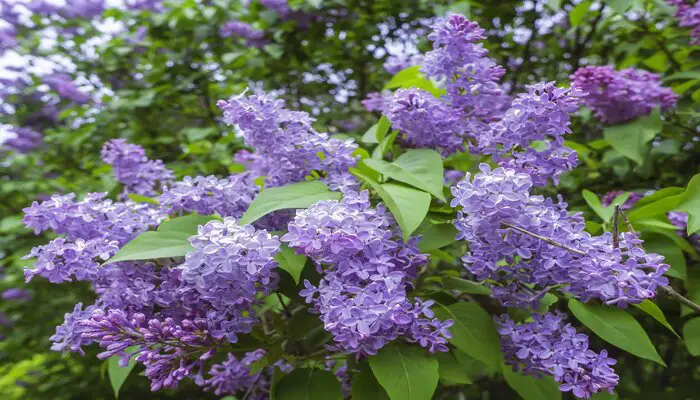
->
[179, 218, 280, 342]
[667, 0, 700, 44]
[217, 92, 358, 191]
[220, 20, 265, 46]
[478, 82, 584, 186]
[385, 88, 465, 156]
[203, 349, 293, 399]
[498, 312, 619, 399]
[43, 74, 91, 104]
[81, 308, 218, 390]
[570, 66, 678, 125]
[450, 164, 669, 308]
[159, 174, 258, 218]
[283, 190, 452, 355]
[101, 139, 173, 197]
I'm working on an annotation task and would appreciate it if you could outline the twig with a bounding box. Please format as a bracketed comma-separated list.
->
[500, 222, 700, 313]
[276, 292, 292, 317]
[612, 204, 621, 249]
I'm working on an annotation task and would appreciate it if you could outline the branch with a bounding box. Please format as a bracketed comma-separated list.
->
[612, 204, 621, 249]
[500, 222, 700, 313]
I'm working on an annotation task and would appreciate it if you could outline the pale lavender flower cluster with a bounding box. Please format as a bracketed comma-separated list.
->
[43, 74, 91, 104]
[57, 0, 105, 19]
[217, 92, 358, 191]
[450, 164, 669, 309]
[159, 174, 258, 218]
[498, 312, 619, 399]
[283, 190, 452, 355]
[220, 20, 265, 46]
[570, 66, 678, 125]
[667, 0, 700, 44]
[383, 53, 424, 75]
[178, 218, 280, 342]
[23, 237, 119, 283]
[478, 82, 584, 186]
[385, 88, 465, 156]
[125, 0, 163, 11]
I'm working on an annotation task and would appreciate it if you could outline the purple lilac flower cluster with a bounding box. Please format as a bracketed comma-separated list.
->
[667, 0, 700, 44]
[159, 174, 258, 218]
[282, 190, 452, 355]
[601, 190, 644, 210]
[220, 20, 266, 46]
[178, 218, 280, 342]
[498, 312, 619, 399]
[43, 74, 91, 104]
[101, 139, 174, 197]
[217, 92, 359, 191]
[477, 82, 584, 186]
[570, 66, 678, 125]
[361, 91, 391, 113]
[383, 16, 581, 185]
[450, 163, 669, 309]
[204, 349, 292, 399]
[2, 126, 42, 153]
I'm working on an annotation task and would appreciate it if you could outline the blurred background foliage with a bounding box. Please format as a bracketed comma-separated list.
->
[0, 0, 698, 399]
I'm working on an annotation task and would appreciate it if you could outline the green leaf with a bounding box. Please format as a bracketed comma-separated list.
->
[157, 214, 219, 234]
[352, 169, 429, 240]
[369, 342, 439, 400]
[433, 303, 502, 367]
[676, 173, 700, 235]
[682, 318, 700, 356]
[108, 350, 137, 398]
[582, 190, 630, 222]
[274, 368, 343, 400]
[633, 300, 679, 337]
[372, 130, 399, 160]
[274, 244, 307, 284]
[569, 0, 592, 26]
[501, 363, 561, 400]
[105, 231, 192, 264]
[437, 351, 473, 384]
[384, 66, 445, 97]
[602, 108, 662, 165]
[442, 277, 492, 295]
[607, 0, 641, 13]
[643, 233, 686, 280]
[361, 116, 391, 144]
[627, 194, 683, 222]
[568, 299, 665, 365]
[664, 70, 700, 82]
[239, 181, 341, 225]
[415, 222, 458, 252]
[363, 149, 445, 201]
[631, 187, 684, 209]
[126, 193, 159, 205]
[351, 363, 390, 400]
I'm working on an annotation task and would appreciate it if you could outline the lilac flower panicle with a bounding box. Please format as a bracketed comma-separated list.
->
[1, 288, 32, 301]
[667, 0, 700, 44]
[23, 237, 119, 283]
[101, 139, 174, 197]
[220, 21, 265, 46]
[3, 127, 42, 153]
[450, 164, 669, 308]
[361, 91, 390, 113]
[600, 190, 643, 210]
[50, 303, 98, 355]
[43, 74, 91, 104]
[178, 217, 280, 342]
[383, 53, 424, 75]
[386, 88, 465, 156]
[159, 174, 258, 218]
[203, 350, 285, 398]
[283, 190, 452, 355]
[498, 312, 619, 398]
[571, 66, 678, 125]
[217, 92, 358, 190]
